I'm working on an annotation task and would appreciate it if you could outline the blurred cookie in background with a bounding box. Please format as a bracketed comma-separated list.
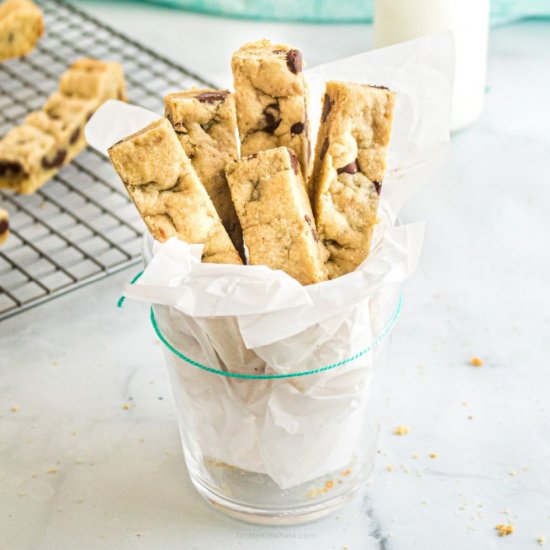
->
[0, 207, 9, 245]
[0, 0, 43, 62]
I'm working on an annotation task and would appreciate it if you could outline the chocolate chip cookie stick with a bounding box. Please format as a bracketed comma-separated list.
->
[164, 89, 243, 257]
[309, 81, 396, 279]
[0, 0, 43, 62]
[0, 207, 9, 246]
[0, 58, 126, 194]
[225, 147, 327, 285]
[108, 118, 242, 266]
[231, 39, 311, 180]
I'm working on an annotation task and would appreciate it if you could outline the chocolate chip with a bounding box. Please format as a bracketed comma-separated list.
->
[263, 103, 281, 134]
[273, 49, 285, 54]
[337, 161, 358, 175]
[304, 215, 318, 242]
[291, 121, 306, 135]
[167, 114, 188, 134]
[324, 239, 343, 249]
[286, 49, 303, 74]
[196, 91, 229, 103]
[45, 108, 60, 120]
[322, 94, 334, 122]
[373, 181, 382, 195]
[288, 150, 299, 175]
[42, 149, 66, 169]
[200, 119, 215, 132]
[0, 218, 9, 234]
[0, 161, 22, 176]
[371, 84, 389, 91]
[69, 127, 80, 145]
[320, 138, 329, 160]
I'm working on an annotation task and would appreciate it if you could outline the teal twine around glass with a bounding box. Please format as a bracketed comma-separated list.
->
[118, 271, 403, 379]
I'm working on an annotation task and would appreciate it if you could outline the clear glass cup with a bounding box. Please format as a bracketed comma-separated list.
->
[143, 234, 400, 525]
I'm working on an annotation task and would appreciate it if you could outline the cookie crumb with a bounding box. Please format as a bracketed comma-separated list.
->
[470, 357, 483, 367]
[306, 487, 327, 498]
[537, 535, 545, 546]
[10, 405, 19, 412]
[340, 469, 352, 477]
[429, 453, 439, 459]
[495, 524, 514, 537]
[394, 425, 410, 436]
[47, 467, 58, 474]
[122, 403, 131, 410]
[387, 464, 395, 472]
[325, 480, 334, 490]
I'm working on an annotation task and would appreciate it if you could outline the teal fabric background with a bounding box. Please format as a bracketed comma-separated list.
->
[136, 0, 550, 25]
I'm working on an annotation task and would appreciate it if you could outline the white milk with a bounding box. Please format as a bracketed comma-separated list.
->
[373, 0, 489, 132]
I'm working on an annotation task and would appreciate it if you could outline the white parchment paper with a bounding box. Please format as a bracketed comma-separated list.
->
[86, 34, 453, 489]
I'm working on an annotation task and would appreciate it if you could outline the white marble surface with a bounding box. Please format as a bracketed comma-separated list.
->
[1, 3, 550, 549]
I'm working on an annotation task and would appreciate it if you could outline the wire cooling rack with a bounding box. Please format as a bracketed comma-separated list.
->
[0, 0, 212, 321]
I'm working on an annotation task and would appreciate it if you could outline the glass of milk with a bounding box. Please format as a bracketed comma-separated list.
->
[374, 0, 490, 132]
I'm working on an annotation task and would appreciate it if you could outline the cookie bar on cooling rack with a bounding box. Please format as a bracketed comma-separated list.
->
[108, 118, 242, 265]
[59, 58, 126, 102]
[0, 207, 9, 245]
[0, 0, 43, 62]
[0, 58, 126, 194]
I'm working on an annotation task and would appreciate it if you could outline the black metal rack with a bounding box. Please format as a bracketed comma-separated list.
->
[0, 0, 211, 321]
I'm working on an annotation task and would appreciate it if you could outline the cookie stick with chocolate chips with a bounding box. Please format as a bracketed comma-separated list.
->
[59, 58, 127, 103]
[0, 207, 9, 245]
[225, 147, 327, 285]
[108, 118, 242, 266]
[164, 89, 243, 257]
[309, 81, 396, 279]
[231, 39, 311, 181]
[0, 0, 43, 62]
[0, 58, 126, 194]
